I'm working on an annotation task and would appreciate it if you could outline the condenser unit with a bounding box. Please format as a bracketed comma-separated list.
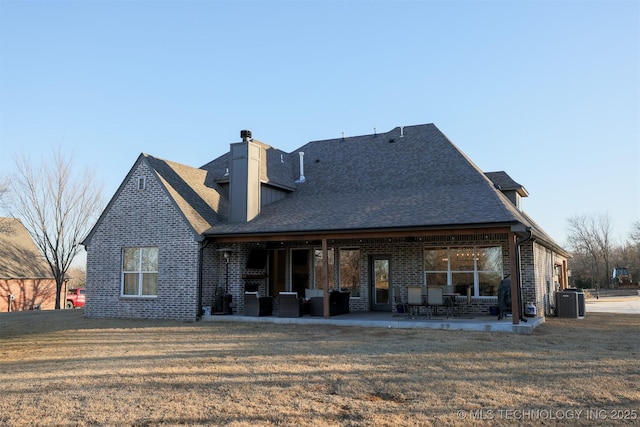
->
[555, 291, 579, 318]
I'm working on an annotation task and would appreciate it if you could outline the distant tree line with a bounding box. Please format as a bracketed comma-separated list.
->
[566, 214, 640, 289]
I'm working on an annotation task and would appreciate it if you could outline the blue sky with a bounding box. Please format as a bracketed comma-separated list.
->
[1, 0, 638, 248]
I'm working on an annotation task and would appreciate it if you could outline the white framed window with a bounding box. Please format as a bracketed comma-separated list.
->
[137, 176, 146, 190]
[122, 247, 158, 296]
[424, 246, 503, 297]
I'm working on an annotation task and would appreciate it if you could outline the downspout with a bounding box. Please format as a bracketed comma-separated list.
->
[515, 227, 533, 323]
[197, 239, 210, 321]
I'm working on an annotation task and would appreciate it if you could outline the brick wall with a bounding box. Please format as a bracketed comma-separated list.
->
[532, 241, 565, 316]
[86, 164, 566, 322]
[85, 160, 201, 321]
[210, 235, 526, 317]
[0, 278, 61, 311]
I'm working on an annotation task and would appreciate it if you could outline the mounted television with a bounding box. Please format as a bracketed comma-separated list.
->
[246, 249, 268, 269]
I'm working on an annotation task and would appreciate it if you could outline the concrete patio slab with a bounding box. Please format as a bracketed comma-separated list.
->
[201, 311, 544, 334]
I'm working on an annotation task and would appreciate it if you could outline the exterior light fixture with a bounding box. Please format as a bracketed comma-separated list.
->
[216, 247, 235, 313]
[218, 248, 234, 262]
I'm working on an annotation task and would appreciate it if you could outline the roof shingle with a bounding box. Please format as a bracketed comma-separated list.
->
[0, 218, 52, 279]
[204, 124, 530, 235]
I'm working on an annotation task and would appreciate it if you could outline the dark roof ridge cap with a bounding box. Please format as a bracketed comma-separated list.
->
[144, 153, 202, 171]
[290, 123, 438, 152]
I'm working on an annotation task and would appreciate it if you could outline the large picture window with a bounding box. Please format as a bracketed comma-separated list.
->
[122, 247, 158, 296]
[424, 247, 502, 297]
[314, 248, 334, 290]
[339, 248, 360, 297]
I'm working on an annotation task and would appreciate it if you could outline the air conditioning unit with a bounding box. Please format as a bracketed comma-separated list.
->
[555, 291, 579, 318]
[563, 288, 586, 318]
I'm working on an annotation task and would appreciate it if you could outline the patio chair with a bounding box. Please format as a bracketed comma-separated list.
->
[244, 292, 273, 317]
[407, 286, 425, 317]
[393, 285, 407, 315]
[277, 292, 304, 317]
[497, 277, 512, 320]
[309, 290, 350, 316]
[305, 288, 324, 299]
[427, 287, 446, 318]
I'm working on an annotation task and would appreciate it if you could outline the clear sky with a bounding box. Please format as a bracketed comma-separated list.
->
[1, 0, 638, 249]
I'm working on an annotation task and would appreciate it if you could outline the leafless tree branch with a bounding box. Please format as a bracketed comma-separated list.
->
[566, 213, 614, 288]
[7, 146, 104, 309]
[0, 177, 11, 233]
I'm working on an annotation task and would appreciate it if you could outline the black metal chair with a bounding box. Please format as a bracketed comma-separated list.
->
[497, 277, 512, 320]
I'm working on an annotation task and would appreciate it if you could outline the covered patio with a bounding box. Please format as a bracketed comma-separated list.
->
[201, 310, 544, 334]
[202, 226, 555, 328]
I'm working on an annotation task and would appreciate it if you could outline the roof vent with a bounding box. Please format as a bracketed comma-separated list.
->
[295, 152, 306, 184]
[240, 130, 252, 141]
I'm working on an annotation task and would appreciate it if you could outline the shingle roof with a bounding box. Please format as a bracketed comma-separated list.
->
[144, 155, 226, 235]
[122, 123, 563, 254]
[485, 171, 529, 196]
[200, 139, 296, 191]
[0, 218, 52, 279]
[203, 124, 534, 235]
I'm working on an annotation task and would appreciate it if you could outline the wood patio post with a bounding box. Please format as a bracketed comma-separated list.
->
[322, 239, 330, 318]
[509, 232, 520, 325]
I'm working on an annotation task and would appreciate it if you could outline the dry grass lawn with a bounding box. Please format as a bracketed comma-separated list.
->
[0, 309, 638, 426]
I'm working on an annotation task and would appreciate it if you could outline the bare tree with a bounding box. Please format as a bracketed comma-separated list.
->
[629, 221, 640, 246]
[66, 265, 87, 290]
[0, 177, 11, 232]
[7, 147, 103, 309]
[620, 221, 640, 283]
[566, 213, 614, 289]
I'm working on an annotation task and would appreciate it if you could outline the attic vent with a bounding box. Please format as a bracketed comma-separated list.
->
[137, 177, 146, 190]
